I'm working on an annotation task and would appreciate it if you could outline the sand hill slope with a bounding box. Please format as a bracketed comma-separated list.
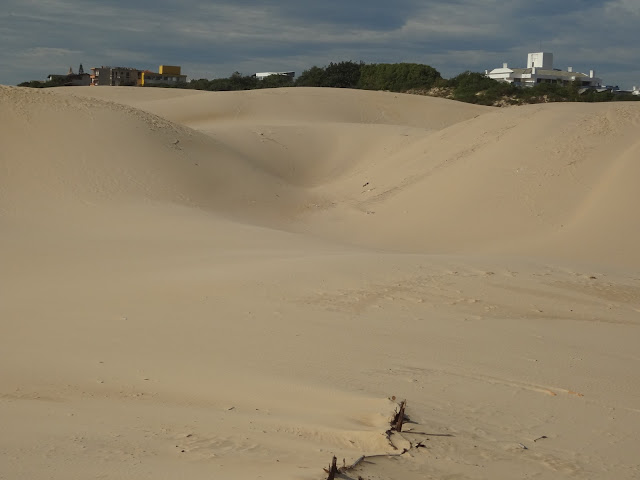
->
[0, 87, 318, 225]
[2, 85, 640, 480]
[55, 86, 640, 265]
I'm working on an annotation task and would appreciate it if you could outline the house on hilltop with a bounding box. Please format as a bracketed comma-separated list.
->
[486, 52, 602, 88]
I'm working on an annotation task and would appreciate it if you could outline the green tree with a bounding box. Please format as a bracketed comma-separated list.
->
[295, 66, 327, 87]
[228, 71, 258, 90]
[359, 63, 442, 92]
[187, 78, 212, 90]
[446, 71, 517, 105]
[295, 61, 363, 88]
[323, 61, 362, 88]
[258, 74, 294, 89]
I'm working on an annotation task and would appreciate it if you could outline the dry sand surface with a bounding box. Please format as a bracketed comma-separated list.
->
[1, 85, 640, 479]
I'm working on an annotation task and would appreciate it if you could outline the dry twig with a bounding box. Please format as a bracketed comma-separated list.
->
[324, 456, 338, 480]
[392, 400, 407, 432]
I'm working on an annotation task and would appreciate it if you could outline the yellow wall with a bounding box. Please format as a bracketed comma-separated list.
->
[159, 65, 181, 75]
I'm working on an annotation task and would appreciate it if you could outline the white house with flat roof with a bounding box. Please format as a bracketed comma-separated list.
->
[486, 52, 602, 88]
[254, 71, 295, 80]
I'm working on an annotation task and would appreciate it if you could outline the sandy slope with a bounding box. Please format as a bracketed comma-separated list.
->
[1, 85, 639, 480]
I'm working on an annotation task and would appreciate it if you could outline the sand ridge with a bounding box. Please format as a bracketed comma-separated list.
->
[1, 85, 640, 479]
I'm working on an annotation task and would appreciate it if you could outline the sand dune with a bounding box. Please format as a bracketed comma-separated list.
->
[52, 87, 640, 264]
[59, 86, 486, 129]
[1, 85, 640, 480]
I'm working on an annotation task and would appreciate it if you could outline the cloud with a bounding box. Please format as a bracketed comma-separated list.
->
[0, 0, 638, 88]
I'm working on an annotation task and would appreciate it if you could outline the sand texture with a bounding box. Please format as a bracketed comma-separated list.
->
[1, 85, 640, 479]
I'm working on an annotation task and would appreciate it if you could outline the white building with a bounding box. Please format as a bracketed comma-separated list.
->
[632, 86, 640, 96]
[486, 52, 602, 88]
[254, 71, 295, 80]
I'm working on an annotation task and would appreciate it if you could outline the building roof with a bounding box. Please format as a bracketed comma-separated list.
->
[47, 73, 89, 79]
[255, 71, 295, 77]
[510, 68, 589, 78]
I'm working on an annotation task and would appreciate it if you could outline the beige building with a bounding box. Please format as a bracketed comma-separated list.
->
[90, 66, 140, 86]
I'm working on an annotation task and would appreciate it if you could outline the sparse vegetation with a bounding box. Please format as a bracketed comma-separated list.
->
[446, 71, 518, 105]
[17, 77, 66, 88]
[183, 71, 293, 91]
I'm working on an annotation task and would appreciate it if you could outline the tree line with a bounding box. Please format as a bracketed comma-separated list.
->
[17, 61, 639, 105]
[181, 61, 443, 93]
[445, 71, 639, 105]
[182, 63, 639, 105]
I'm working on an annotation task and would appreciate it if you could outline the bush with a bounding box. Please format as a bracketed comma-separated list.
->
[17, 77, 66, 88]
[295, 66, 327, 87]
[258, 74, 294, 89]
[296, 61, 362, 88]
[324, 61, 362, 88]
[359, 63, 442, 92]
[448, 71, 514, 104]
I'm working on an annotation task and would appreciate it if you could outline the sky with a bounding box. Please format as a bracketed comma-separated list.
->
[1, 0, 638, 89]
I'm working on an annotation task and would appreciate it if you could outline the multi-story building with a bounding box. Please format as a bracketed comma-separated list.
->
[486, 52, 602, 88]
[138, 66, 187, 86]
[90, 65, 187, 86]
[90, 66, 140, 86]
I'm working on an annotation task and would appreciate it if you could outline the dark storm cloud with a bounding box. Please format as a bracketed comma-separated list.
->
[0, 0, 638, 88]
